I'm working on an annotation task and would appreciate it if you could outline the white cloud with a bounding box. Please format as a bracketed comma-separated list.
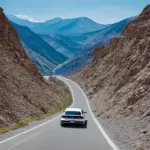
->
[15, 14, 44, 22]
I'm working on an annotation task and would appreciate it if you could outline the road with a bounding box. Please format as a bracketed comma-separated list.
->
[0, 76, 117, 150]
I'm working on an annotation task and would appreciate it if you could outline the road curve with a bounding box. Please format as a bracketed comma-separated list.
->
[0, 76, 117, 150]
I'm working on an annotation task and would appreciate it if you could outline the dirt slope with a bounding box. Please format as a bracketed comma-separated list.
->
[74, 5, 150, 150]
[0, 8, 70, 128]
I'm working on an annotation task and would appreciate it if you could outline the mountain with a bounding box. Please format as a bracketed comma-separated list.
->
[74, 5, 150, 150]
[9, 15, 134, 76]
[0, 8, 70, 128]
[10, 22, 67, 75]
[39, 33, 83, 58]
[8, 15, 109, 35]
[53, 17, 135, 75]
[67, 17, 135, 48]
[47, 17, 109, 35]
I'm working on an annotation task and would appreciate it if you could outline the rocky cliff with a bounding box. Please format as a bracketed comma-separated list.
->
[0, 8, 70, 128]
[74, 5, 150, 150]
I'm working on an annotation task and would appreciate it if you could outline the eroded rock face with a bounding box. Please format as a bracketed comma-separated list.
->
[122, 5, 150, 38]
[75, 5, 150, 150]
[0, 8, 69, 127]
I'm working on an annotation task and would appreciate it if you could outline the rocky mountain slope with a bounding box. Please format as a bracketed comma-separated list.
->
[74, 5, 150, 150]
[8, 15, 109, 35]
[39, 33, 82, 58]
[0, 8, 70, 128]
[11, 22, 67, 75]
[53, 17, 134, 76]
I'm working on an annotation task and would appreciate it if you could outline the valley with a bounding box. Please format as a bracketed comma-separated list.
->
[8, 14, 134, 76]
[0, 2, 150, 150]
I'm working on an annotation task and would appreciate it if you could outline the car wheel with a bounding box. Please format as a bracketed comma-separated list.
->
[60, 122, 64, 127]
[83, 120, 87, 128]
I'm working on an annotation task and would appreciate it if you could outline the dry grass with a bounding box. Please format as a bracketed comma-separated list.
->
[0, 128, 8, 134]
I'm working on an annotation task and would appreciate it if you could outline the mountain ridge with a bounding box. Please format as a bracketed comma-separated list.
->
[7, 15, 109, 35]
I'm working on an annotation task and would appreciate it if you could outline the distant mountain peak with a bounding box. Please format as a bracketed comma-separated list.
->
[76, 16, 90, 20]
[44, 17, 62, 24]
[142, 4, 150, 13]
[0, 7, 3, 12]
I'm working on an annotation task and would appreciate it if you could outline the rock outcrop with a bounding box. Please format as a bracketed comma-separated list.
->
[75, 5, 150, 150]
[0, 8, 69, 127]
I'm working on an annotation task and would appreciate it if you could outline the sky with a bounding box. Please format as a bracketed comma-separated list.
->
[0, 0, 150, 24]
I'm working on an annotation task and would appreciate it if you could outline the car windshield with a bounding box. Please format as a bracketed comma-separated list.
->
[65, 111, 81, 116]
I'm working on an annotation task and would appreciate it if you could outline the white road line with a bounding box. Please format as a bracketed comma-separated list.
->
[0, 115, 60, 144]
[0, 76, 75, 145]
[57, 76, 119, 150]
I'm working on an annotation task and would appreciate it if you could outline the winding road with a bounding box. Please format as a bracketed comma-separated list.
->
[0, 76, 118, 150]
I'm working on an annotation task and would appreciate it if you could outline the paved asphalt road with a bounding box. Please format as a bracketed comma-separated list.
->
[0, 76, 115, 150]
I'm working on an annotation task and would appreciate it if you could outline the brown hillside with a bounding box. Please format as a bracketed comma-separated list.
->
[0, 8, 69, 127]
[75, 5, 150, 150]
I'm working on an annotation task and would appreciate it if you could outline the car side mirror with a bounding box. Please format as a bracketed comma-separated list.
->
[82, 110, 87, 114]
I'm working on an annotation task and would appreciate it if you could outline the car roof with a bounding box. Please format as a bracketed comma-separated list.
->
[65, 108, 82, 112]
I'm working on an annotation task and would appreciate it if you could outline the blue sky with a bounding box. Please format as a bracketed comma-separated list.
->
[1, 0, 150, 24]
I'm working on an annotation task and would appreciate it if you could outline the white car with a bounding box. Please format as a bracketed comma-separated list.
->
[60, 108, 87, 127]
